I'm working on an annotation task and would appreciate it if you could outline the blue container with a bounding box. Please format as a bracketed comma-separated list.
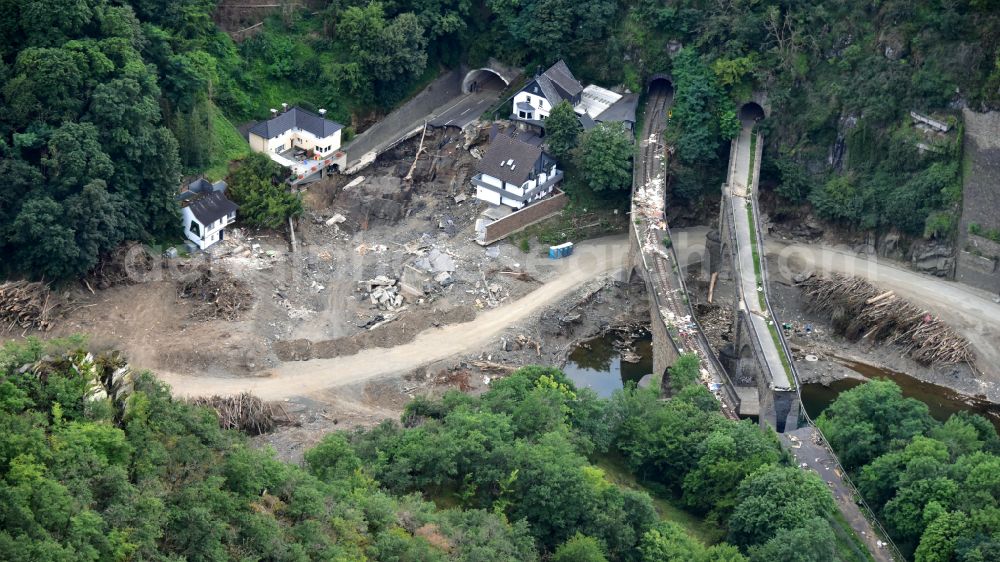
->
[548, 242, 574, 259]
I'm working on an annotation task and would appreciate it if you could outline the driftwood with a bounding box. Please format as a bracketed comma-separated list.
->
[190, 392, 285, 435]
[176, 264, 254, 320]
[799, 274, 974, 366]
[0, 280, 59, 332]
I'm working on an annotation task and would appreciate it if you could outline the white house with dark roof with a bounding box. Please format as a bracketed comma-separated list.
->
[248, 106, 348, 179]
[472, 133, 562, 210]
[181, 189, 239, 251]
[511, 61, 639, 133]
[512, 60, 583, 123]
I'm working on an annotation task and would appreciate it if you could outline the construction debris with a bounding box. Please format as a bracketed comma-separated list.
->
[176, 264, 255, 320]
[190, 392, 285, 435]
[361, 276, 405, 310]
[0, 280, 59, 332]
[414, 248, 456, 273]
[799, 274, 974, 366]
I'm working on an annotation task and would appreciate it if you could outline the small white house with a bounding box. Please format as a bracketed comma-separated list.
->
[248, 106, 347, 179]
[181, 191, 239, 251]
[471, 133, 562, 210]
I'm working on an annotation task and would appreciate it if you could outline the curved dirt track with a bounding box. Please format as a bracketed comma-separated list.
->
[160, 236, 629, 399]
[768, 241, 1000, 381]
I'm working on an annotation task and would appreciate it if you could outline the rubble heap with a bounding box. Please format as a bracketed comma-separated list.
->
[362, 276, 405, 311]
[177, 264, 255, 320]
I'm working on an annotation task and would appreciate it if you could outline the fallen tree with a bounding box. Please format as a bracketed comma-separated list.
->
[799, 274, 974, 366]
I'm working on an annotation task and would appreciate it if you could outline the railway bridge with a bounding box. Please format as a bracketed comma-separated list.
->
[629, 80, 799, 430]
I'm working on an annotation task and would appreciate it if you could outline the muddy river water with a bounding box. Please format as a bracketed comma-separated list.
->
[565, 335, 1000, 429]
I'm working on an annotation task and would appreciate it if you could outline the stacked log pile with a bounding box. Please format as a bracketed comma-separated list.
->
[0, 280, 59, 332]
[799, 274, 974, 366]
[191, 392, 284, 435]
[177, 264, 254, 320]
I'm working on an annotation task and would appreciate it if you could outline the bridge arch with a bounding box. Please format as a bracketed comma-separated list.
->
[739, 101, 765, 123]
[736, 342, 760, 386]
[462, 68, 509, 94]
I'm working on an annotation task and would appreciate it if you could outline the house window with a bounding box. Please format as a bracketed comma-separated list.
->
[537, 99, 542, 108]
[189, 221, 200, 237]
[229, 212, 236, 220]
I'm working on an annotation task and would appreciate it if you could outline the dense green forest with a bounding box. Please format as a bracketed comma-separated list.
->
[1, 339, 873, 561]
[2, 0, 998, 279]
[817, 380, 1000, 561]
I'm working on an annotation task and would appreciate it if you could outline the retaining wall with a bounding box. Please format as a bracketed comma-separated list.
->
[479, 192, 568, 245]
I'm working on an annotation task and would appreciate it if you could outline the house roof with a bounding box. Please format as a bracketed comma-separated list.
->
[516, 101, 535, 111]
[596, 93, 639, 124]
[248, 107, 344, 140]
[578, 113, 597, 131]
[477, 134, 543, 186]
[188, 192, 239, 225]
[528, 60, 584, 107]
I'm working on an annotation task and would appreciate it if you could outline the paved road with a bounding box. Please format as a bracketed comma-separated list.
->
[343, 69, 501, 169]
[782, 428, 896, 562]
[160, 236, 629, 399]
[343, 70, 464, 167]
[725, 125, 793, 389]
[428, 92, 498, 128]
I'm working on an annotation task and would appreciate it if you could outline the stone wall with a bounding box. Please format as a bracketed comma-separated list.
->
[956, 109, 1000, 293]
[480, 191, 568, 245]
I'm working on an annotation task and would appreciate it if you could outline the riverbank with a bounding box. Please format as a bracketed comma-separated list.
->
[767, 265, 1000, 408]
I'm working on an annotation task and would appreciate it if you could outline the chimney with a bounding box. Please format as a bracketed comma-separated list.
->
[270, 108, 278, 117]
[318, 108, 327, 116]
[281, 102, 288, 112]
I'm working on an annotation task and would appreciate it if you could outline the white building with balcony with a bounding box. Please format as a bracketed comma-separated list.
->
[472, 133, 562, 210]
[248, 106, 347, 181]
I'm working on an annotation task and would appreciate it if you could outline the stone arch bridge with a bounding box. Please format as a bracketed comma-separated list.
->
[629, 82, 799, 431]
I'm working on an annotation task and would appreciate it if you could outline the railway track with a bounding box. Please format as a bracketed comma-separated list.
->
[632, 84, 738, 415]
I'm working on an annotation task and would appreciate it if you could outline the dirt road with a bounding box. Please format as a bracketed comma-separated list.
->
[768, 241, 1000, 382]
[671, 226, 1000, 382]
[160, 236, 629, 399]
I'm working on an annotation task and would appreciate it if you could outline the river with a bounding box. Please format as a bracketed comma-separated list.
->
[565, 334, 1000, 429]
[801, 358, 1000, 430]
[563, 331, 654, 397]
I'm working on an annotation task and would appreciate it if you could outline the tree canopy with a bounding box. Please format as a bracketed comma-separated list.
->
[820, 380, 1000, 559]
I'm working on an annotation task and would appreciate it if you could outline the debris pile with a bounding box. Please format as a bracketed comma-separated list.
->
[362, 276, 405, 310]
[190, 392, 284, 435]
[0, 280, 59, 332]
[177, 264, 255, 320]
[87, 241, 157, 289]
[799, 274, 974, 366]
